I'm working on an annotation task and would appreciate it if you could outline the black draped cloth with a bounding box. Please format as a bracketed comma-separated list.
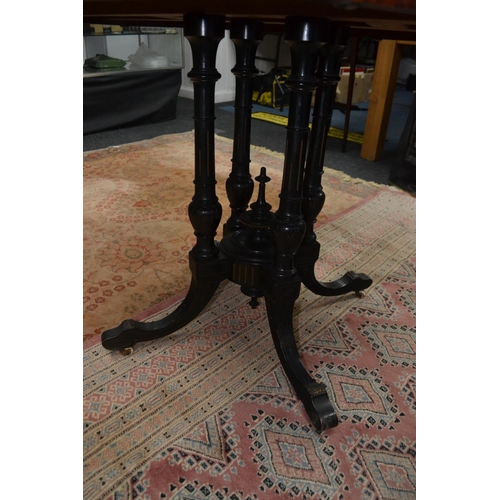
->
[83, 69, 182, 135]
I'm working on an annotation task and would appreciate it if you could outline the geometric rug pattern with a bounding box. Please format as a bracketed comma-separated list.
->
[83, 133, 415, 499]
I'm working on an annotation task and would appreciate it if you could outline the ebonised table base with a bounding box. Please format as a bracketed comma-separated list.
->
[101, 14, 372, 432]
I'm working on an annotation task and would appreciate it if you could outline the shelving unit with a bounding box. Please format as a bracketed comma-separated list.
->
[83, 24, 184, 76]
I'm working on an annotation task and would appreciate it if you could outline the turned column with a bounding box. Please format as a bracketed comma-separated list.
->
[271, 16, 330, 277]
[223, 20, 265, 236]
[302, 25, 350, 245]
[184, 13, 225, 260]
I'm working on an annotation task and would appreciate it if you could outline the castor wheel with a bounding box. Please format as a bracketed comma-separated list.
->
[120, 347, 134, 356]
[355, 290, 365, 298]
[249, 296, 259, 309]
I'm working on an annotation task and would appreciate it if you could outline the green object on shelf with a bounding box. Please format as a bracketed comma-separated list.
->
[84, 54, 126, 69]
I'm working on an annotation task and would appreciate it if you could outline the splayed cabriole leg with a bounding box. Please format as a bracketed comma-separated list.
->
[101, 13, 227, 353]
[296, 25, 372, 297]
[263, 17, 339, 431]
[101, 255, 227, 352]
[295, 240, 372, 296]
[263, 275, 339, 431]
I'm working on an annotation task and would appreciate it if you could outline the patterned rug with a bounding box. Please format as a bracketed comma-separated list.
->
[83, 131, 416, 499]
[83, 131, 381, 346]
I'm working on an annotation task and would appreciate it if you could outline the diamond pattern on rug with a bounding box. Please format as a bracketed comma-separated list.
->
[306, 323, 350, 351]
[355, 285, 399, 318]
[378, 331, 416, 358]
[398, 288, 416, 314]
[264, 429, 330, 484]
[340, 431, 416, 500]
[359, 449, 416, 500]
[362, 323, 416, 366]
[176, 414, 225, 462]
[83, 171, 416, 500]
[396, 372, 416, 415]
[390, 259, 416, 283]
[245, 409, 343, 497]
[251, 367, 294, 397]
[328, 372, 387, 414]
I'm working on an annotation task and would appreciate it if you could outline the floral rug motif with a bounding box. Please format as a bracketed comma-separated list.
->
[83, 132, 415, 499]
[84, 131, 380, 345]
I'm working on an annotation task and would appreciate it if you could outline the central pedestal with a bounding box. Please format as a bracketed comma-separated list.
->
[101, 14, 372, 432]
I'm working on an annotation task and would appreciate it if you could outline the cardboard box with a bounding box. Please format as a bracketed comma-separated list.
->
[335, 66, 374, 104]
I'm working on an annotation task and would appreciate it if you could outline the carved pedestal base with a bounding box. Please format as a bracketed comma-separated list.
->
[101, 14, 372, 432]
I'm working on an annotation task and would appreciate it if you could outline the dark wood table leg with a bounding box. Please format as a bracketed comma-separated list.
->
[186, 13, 226, 262]
[295, 25, 372, 297]
[101, 13, 228, 354]
[223, 19, 265, 236]
[301, 25, 350, 248]
[262, 17, 339, 432]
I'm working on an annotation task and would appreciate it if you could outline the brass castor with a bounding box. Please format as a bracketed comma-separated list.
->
[120, 347, 134, 356]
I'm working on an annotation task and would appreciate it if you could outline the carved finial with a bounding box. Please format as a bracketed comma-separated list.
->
[256, 167, 270, 184]
[251, 167, 272, 216]
[239, 167, 274, 229]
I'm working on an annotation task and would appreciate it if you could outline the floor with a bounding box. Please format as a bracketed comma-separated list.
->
[83, 86, 414, 186]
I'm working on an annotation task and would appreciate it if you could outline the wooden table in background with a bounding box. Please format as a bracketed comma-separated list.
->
[361, 39, 416, 161]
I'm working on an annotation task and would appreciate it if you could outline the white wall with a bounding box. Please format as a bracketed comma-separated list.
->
[179, 32, 292, 103]
[179, 30, 237, 103]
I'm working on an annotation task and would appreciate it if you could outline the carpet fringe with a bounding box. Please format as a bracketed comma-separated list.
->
[84, 130, 400, 193]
